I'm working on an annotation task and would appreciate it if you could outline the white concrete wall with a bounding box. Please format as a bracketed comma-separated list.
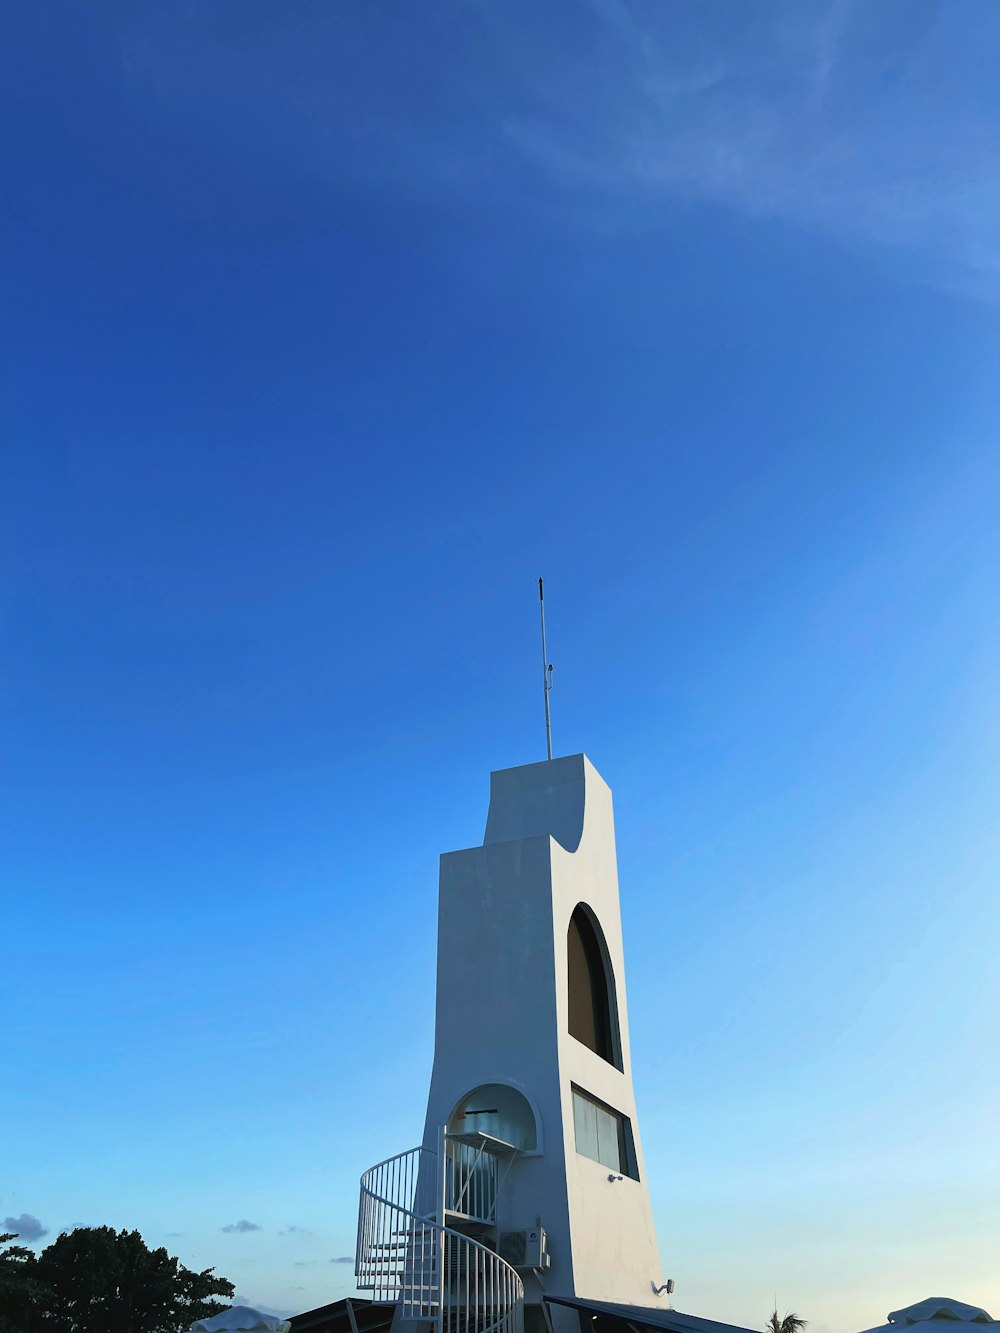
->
[420, 754, 666, 1311]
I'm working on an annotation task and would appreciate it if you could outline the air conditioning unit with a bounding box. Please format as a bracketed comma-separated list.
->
[498, 1228, 550, 1271]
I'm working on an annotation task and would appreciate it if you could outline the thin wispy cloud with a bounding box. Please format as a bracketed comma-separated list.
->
[331, 1256, 354, 1264]
[221, 1219, 262, 1234]
[118, 0, 1000, 299]
[498, 1, 1000, 297]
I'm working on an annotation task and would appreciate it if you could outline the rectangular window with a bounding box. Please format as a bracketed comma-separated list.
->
[571, 1086, 636, 1178]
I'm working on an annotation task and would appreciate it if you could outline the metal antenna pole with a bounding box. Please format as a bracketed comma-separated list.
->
[539, 577, 553, 761]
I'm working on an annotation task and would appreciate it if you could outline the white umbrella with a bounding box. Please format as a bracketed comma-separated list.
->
[858, 1298, 995, 1333]
[890, 1304, 993, 1326]
[189, 1306, 292, 1333]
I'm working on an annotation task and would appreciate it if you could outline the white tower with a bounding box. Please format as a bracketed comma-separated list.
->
[426, 754, 664, 1306]
[356, 754, 665, 1333]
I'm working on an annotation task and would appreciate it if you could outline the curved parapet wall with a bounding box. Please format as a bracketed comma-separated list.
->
[484, 753, 610, 854]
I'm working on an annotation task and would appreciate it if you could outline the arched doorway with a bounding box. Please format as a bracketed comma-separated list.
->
[447, 1082, 538, 1151]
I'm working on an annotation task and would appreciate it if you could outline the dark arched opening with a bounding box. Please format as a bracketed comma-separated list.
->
[567, 905, 621, 1068]
[446, 1083, 539, 1151]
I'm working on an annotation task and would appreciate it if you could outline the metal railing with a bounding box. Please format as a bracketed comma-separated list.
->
[356, 1145, 523, 1333]
[444, 1137, 499, 1223]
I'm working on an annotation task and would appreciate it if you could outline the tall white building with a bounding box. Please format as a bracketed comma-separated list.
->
[421, 754, 664, 1313]
[354, 753, 683, 1333]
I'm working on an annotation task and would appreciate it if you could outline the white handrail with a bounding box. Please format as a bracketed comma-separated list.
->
[356, 1146, 524, 1333]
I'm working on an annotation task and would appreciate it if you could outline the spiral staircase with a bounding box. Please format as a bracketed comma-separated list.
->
[355, 1135, 524, 1333]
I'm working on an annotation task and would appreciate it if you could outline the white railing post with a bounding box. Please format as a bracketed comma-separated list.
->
[438, 1126, 447, 1333]
[356, 1143, 523, 1333]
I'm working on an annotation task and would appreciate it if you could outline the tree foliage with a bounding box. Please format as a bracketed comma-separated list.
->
[0, 1226, 234, 1333]
[768, 1310, 808, 1333]
[0, 1232, 46, 1333]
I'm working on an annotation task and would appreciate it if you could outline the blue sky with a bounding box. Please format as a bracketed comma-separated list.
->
[2, 1, 998, 1326]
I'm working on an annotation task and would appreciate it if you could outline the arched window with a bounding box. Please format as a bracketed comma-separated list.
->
[567, 905, 621, 1068]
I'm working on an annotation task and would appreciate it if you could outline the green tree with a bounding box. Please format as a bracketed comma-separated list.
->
[30, 1226, 234, 1333]
[0, 1231, 46, 1333]
[768, 1311, 807, 1333]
